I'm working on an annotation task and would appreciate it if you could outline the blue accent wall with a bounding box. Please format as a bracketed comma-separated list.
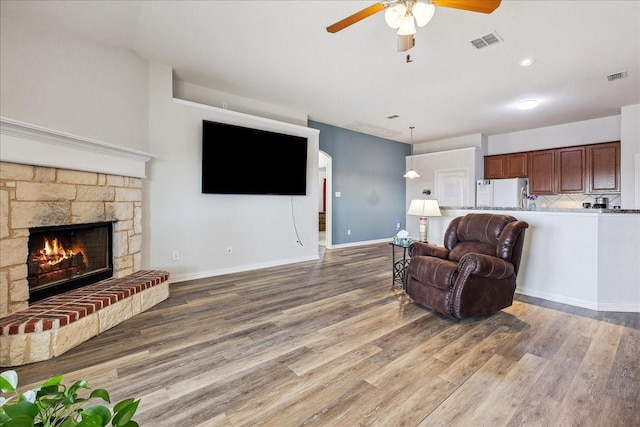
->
[309, 121, 411, 245]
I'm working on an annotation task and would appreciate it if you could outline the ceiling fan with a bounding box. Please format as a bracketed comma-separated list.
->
[326, 0, 502, 52]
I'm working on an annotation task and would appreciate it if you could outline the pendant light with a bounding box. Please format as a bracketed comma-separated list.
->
[403, 126, 420, 178]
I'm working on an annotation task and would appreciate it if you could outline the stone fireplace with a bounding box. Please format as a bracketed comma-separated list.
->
[0, 118, 168, 366]
[0, 161, 143, 317]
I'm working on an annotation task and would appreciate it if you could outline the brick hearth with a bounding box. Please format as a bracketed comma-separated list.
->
[0, 270, 169, 366]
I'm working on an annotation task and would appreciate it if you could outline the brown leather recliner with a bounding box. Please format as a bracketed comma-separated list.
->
[406, 213, 529, 319]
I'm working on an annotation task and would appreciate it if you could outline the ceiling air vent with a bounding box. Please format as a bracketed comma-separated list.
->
[470, 32, 503, 49]
[607, 71, 627, 82]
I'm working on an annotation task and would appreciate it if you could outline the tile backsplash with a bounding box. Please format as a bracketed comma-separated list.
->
[534, 193, 621, 208]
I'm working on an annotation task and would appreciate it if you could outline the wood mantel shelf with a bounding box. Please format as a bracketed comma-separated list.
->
[0, 117, 155, 179]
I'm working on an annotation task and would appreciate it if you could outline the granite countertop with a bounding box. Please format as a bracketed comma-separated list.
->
[442, 206, 640, 214]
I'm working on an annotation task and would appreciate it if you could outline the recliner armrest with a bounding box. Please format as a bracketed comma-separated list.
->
[409, 241, 449, 259]
[457, 252, 515, 280]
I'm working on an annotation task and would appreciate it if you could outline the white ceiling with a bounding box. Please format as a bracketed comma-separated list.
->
[2, 0, 639, 144]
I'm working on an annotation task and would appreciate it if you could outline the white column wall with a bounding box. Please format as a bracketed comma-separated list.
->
[145, 63, 320, 282]
[620, 104, 640, 208]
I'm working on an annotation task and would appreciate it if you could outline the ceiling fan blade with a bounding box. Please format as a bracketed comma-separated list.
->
[432, 0, 501, 14]
[326, 3, 386, 33]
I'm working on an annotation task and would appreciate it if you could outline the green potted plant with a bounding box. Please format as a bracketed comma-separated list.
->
[0, 370, 140, 427]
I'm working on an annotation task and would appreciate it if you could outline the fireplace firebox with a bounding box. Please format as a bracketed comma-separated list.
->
[27, 222, 113, 303]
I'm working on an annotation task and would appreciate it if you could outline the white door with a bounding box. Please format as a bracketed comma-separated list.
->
[435, 169, 468, 206]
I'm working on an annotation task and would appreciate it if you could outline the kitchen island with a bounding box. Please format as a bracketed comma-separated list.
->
[419, 207, 640, 312]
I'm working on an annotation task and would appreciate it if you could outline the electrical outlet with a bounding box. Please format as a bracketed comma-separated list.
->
[226, 246, 233, 254]
[347, 229, 351, 235]
[172, 251, 179, 261]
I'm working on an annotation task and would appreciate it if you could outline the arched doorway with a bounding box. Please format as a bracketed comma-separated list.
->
[319, 151, 332, 248]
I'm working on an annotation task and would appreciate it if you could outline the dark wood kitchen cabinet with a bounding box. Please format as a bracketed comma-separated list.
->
[506, 152, 528, 177]
[587, 141, 620, 193]
[484, 153, 528, 179]
[485, 141, 620, 195]
[528, 150, 555, 194]
[555, 146, 586, 193]
[484, 155, 506, 179]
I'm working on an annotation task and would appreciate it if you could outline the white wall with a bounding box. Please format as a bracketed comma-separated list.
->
[145, 64, 320, 282]
[620, 104, 640, 208]
[597, 214, 640, 310]
[0, 17, 148, 151]
[487, 115, 621, 154]
[173, 79, 308, 127]
[413, 133, 486, 154]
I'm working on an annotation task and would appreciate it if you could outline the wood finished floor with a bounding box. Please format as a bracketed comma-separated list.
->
[11, 243, 640, 426]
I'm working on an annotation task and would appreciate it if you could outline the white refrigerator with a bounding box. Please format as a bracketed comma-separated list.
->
[476, 178, 528, 208]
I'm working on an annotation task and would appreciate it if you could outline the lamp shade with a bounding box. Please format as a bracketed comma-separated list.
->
[412, 2, 435, 27]
[403, 169, 420, 178]
[397, 15, 417, 35]
[384, 3, 406, 29]
[407, 199, 441, 217]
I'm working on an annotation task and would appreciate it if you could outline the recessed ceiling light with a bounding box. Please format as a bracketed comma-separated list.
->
[519, 57, 536, 67]
[516, 99, 539, 110]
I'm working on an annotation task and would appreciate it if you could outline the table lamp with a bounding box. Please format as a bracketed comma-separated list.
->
[407, 198, 441, 242]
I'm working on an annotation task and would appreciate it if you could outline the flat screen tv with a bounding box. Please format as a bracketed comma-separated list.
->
[202, 120, 308, 195]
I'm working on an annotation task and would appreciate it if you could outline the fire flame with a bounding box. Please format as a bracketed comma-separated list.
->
[37, 237, 75, 266]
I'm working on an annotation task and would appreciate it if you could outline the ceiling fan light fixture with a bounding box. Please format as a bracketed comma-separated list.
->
[397, 15, 417, 35]
[384, 3, 407, 29]
[412, 2, 435, 27]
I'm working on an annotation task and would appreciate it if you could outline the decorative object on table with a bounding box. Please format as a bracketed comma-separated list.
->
[405, 213, 529, 319]
[407, 189, 441, 242]
[403, 126, 420, 178]
[392, 229, 411, 246]
[0, 370, 141, 427]
[526, 193, 538, 208]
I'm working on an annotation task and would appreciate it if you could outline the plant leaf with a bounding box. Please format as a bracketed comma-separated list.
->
[2, 400, 39, 419]
[89, 388, 110, 403]
[68, 379, 90, 397]
[40, 375, 63, 387]
[0, 370, 18, 392]
[112, 398, 136, 414]
[78, 405, 111, 427]
[37, 384, 62, 399]
[61, 416, 80, 427]
[1, 414, 36, 427]
[111, 399, 140, 427]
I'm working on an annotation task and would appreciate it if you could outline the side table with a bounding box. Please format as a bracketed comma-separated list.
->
[389, 240, 411, 290]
